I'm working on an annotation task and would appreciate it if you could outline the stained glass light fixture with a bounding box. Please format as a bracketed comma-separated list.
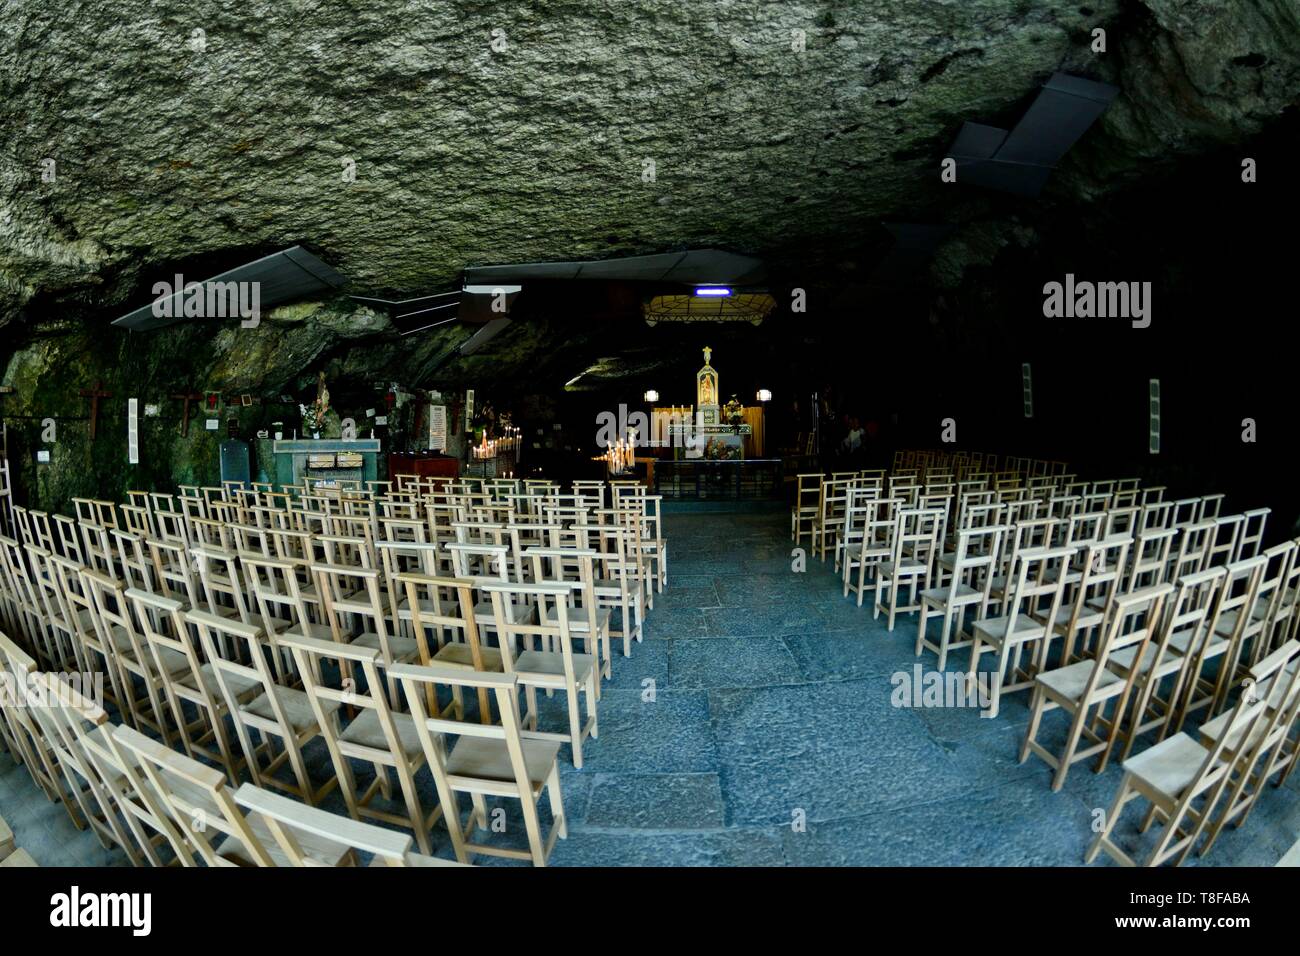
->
[643, 292, 775, 326]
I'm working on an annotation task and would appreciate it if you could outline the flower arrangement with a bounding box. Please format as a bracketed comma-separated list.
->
[723, 395, 744, 428]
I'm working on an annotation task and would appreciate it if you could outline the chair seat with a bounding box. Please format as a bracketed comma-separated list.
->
[445, 735, 560, 788]
[339, 709, 424, 759]
[473, 599, 534, 626]
[150, 645, 193, 679]
[1049, 602, 1103, 632]
[1168, 627, 1228, 658]
[879, 559, 926, 577]
[1197, 707, 1273, 755]
[845, 547, 890, 566]
[1108, 644, 1180, 679]
[514, 649, 596, 683]
[919, 583, 981, 607]
[192, 663, 261, 699]
[1036, 659, 1122, 703]
[242, 686, 324, 735]
[542, 603, 611, 634]
[278, 621, 332, 641]
[1123, 732, 1212, 799]
[1215, 599, 1271, 636]
[218, 818, 352, 867]
[973, 613, 1046, 645]
[432, 643, 505, 671]
[350, 631, 420, 662]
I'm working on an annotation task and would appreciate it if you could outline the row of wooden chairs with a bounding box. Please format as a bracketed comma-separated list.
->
[0, 476, 670, 866]
[810, 468, 1300, 865]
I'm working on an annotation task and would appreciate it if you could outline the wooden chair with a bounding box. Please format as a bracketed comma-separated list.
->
[190, 609, 337, 805]
[1020, 583, 1173, 791]
[24, 671, 161, 866]
[111, 724, 349, 867]
[1193, 639, 1300, 857]
[874, 507, 943, 631]
[312, 563, 420, 703]
[527, 545, 611, 684]
[24, 544, 84, 672]
[391, 662, 567, 866]
[815, 478, 852, 563]
[915, 524, 1006, 670]
[0, 634, 83, 819]
[1109, 567, 1228, 762]
[486, 580, 599, 768]
[80, 567, 177, 741]
[232, 784, 464, 867]
[573, 523, 647, 656]
[1053, 535, 1131, 666]
[1234, 508, 1270, 562]
[125, 588, 250, 784]
[1086, 653, 1278, 867]
[280, 633, 439, 854]
[399, 572, 504, 721]
[968, 545, 1074, 718]
[1167, 520, 1214, 580]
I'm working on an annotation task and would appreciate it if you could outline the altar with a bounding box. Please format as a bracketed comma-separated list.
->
[271, 438, 381, 489]
[653, 347, 760, 460]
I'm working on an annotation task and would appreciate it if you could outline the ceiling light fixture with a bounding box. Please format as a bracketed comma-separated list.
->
[694, 286, 732, 297]
[644, 390, 659, 403]
[756, 389, 772, 402]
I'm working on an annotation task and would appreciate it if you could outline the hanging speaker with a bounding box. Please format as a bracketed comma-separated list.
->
[1148, 379, 1161, 454]
[1021, 363, 1034, 419]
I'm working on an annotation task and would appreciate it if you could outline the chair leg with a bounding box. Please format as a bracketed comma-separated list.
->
[937, 608, 955, 671]
[1085, 773, 1132, 864]
[1019, 687, 1045, 764]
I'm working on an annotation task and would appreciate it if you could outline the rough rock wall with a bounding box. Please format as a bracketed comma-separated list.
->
[1, 0, 1298, 512]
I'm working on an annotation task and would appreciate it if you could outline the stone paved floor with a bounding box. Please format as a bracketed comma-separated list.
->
[3, 509, 1298, 866]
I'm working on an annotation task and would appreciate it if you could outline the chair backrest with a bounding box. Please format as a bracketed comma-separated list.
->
[944, 524, 1007, 606]
[233, 783, 448, 867]
[1001, 546, 1074, 642]
[1085, 584, 1174, 697]
[390, 661, 540, 840]
[1235, 508, 1270, 562]
[1127, 527, 1178, 589]
[1209, 514, 1245, 568]
[280, 632, 410, 785]
[191, 544, 257, 625]
[1171, 520, 1215, 578]
[146, 537, 200, 607]
[111, 723, 271, 867]
[445, 541, 511, 586]
[311, 563, 404, 668]
[484, 580, 574, 679]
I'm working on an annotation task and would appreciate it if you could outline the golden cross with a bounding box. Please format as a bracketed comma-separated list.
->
[703, 346, 712, 365]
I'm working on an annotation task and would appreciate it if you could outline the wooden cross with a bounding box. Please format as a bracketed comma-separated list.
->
[171, 391, 203, 437]
[78, 381, 112, 441]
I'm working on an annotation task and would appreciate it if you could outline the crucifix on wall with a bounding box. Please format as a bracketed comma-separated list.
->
[78, 381, 113, 441]
[171, 391, 203, 437]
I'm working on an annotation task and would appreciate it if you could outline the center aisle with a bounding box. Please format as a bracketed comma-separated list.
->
[535, 510, 1300, 867]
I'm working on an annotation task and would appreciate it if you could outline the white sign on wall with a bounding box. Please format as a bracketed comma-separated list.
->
[464, 390, 475, 431]
[127, 398, 140, 464]
[429, 405, 448, 451]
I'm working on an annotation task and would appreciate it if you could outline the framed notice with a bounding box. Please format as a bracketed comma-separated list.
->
[429, 404, 448, 452]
